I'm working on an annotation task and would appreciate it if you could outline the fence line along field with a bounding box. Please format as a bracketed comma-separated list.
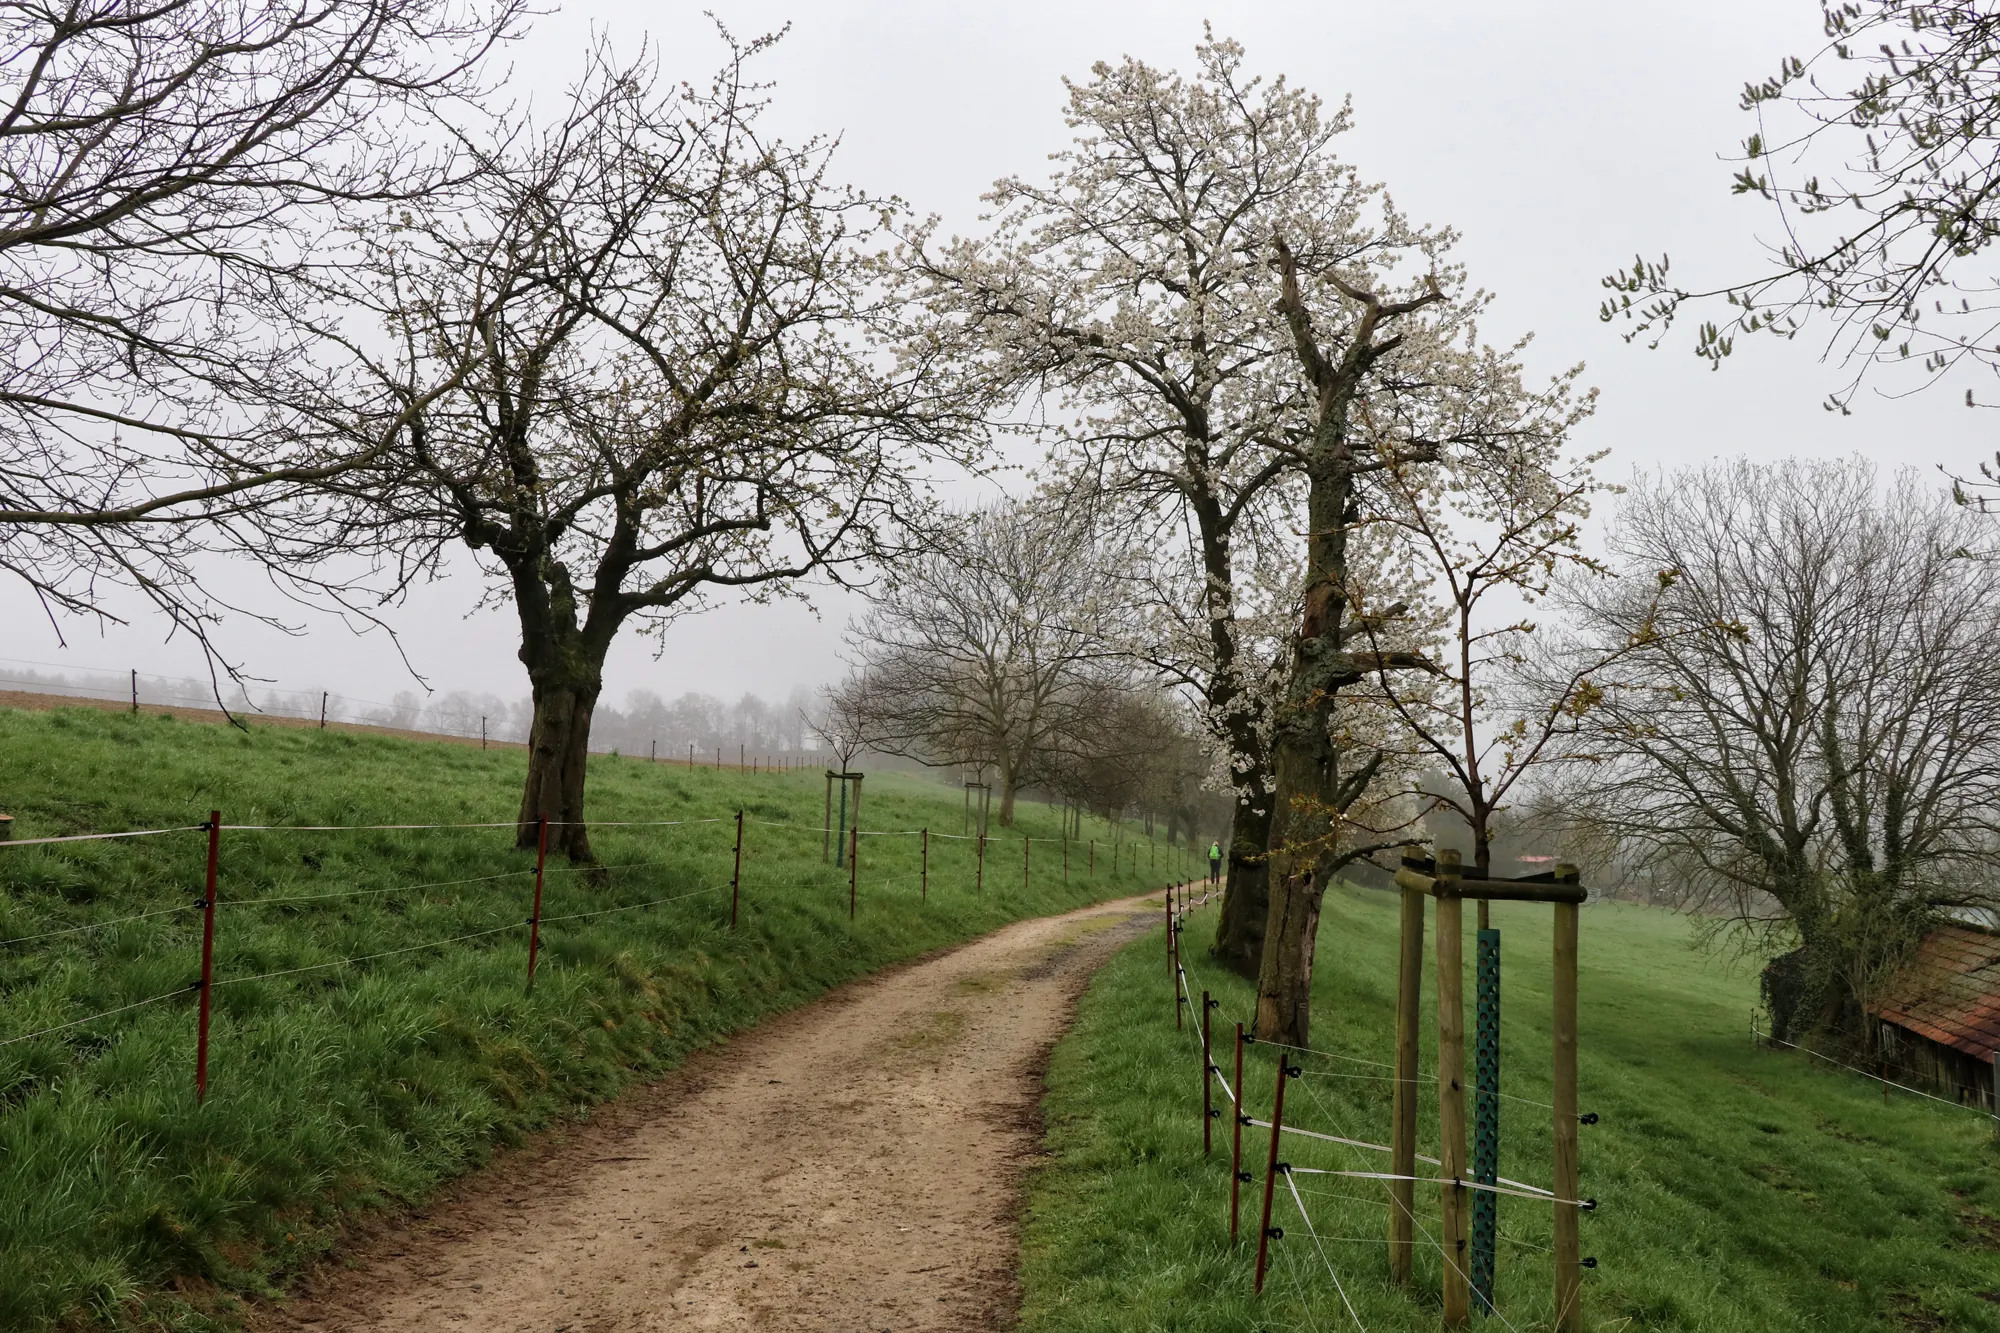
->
[0, 704, 1183, 1332]
[1019, 884, 2000, 1333]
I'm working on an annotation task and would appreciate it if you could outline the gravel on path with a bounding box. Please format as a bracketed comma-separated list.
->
[253, 889, 1165, 1332]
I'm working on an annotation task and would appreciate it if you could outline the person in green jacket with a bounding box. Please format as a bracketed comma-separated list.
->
[1207, 840, 1223, 886]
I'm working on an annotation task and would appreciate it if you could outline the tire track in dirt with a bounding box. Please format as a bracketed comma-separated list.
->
[254, 889, 1165, 1332]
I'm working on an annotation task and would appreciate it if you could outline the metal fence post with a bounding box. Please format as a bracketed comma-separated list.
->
[1254, 1051, 1297, 1294]
[1473, 921, 1502, 1312]
[526, 815, 549, 989]
[194, 810, 220, 1102]
[1202, 990, 1215, 1153]
[1231, 1023, 1247, 1242]
[731, 810, 744, 929]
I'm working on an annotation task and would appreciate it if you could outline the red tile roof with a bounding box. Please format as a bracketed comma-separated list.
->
[1874, 924, 2000, 1059]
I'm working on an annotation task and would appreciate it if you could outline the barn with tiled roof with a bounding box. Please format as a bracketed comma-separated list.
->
[1873, 923, 2000, 1108]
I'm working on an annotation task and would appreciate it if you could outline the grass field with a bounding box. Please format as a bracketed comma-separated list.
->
[1020, 885, 2000, 1332]
[0, 705, 1180, 1331]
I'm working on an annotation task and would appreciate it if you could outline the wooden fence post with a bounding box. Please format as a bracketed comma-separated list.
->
[1552, 863, 1584, 1333]
[822, 770, 833, 862]
[1435, 848, 1471, 1326]
[1391, 848, 1427, 1285]
[921, 828, 929, 903]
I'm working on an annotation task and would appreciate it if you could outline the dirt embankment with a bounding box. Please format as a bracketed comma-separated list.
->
[253, 891, 1162, 1332]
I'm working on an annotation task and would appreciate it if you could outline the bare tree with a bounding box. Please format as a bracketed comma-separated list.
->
[312, 34, 980, 859]
[1550, 458, 2000, 1042]
[1356, 434, 1623, 880]
[841, 497, 1131, 826]
[0, 0, 519, 653]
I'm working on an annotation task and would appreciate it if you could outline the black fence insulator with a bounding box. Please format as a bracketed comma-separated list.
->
[1578, 1111, 1600, 1125]
[1265, 1226, 1284, 1240]
[1237, 1170, 1254, 1183]
[1581, 1256, 1599, 1269]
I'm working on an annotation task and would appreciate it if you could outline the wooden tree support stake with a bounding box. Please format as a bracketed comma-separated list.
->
[1390, 854, 1426, 1284]
[1435, 849, 1471, 1327]
[1552, 876, 1583, 1333]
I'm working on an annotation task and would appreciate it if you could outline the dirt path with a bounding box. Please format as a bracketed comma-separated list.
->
[255, 890, 1164, 1332]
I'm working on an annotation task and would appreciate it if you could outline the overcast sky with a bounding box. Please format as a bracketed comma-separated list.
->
[7, 2, 1989, 709]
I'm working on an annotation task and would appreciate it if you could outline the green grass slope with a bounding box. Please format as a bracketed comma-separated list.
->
[1021, 886, 2000, 1332]
[0, 705, 1182, 1330]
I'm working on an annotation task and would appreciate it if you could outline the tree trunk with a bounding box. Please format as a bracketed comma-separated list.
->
[1258, 867, 1325, 1046]
[518, 667, 604, 862]
[1212, 791, 1275, 978]
[1254, 385, 1361, 1046]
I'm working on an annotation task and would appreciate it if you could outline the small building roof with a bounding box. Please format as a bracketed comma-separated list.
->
[1874, 924, 2000, 1060]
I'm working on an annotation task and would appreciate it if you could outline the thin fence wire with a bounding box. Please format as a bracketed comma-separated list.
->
[1753, 1022, 1996, 1117]
[214, 922, 524, 988]
[1282, 1168, 1370, 1331]
[0, 826, 206, 848]
[0, 987, 190, 1048]
[0, 902, 202, 947]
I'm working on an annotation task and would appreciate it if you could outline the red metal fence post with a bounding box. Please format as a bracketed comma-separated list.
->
[1231, 1023, 1246, 1241]
[848, 815, 858, 920]
[194, 809, 220, 1103]
[1089, 838, 1094, 875]
[1202, 989, 1214, 1154]
[976, 831, 985, 894]
[526, 815, 549, 989]
[731, 809, 744, 929]
[1254, 1051, 1297, 1294]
